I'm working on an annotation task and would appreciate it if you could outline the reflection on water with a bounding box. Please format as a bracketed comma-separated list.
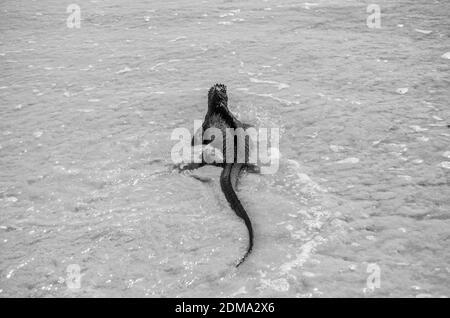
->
[0, 0, 449, 297]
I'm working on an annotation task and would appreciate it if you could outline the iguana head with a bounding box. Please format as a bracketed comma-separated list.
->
[208, 83, 228, 110]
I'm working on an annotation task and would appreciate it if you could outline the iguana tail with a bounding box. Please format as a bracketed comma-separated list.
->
[220, 163, 254, 267]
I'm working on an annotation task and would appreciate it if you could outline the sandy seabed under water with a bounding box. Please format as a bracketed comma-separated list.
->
[0, 0, 449, 297]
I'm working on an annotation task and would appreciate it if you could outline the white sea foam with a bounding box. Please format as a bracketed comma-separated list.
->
[249, 77, 289, 90]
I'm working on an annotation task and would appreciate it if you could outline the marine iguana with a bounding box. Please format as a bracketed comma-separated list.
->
[184, 83, 256, 267]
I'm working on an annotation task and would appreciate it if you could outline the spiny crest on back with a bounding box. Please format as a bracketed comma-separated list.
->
[208, 83, 226, 95]
[208, 83, 228, 109]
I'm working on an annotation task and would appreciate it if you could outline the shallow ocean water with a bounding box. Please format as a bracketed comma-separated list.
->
[0, 0, 449, 297]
